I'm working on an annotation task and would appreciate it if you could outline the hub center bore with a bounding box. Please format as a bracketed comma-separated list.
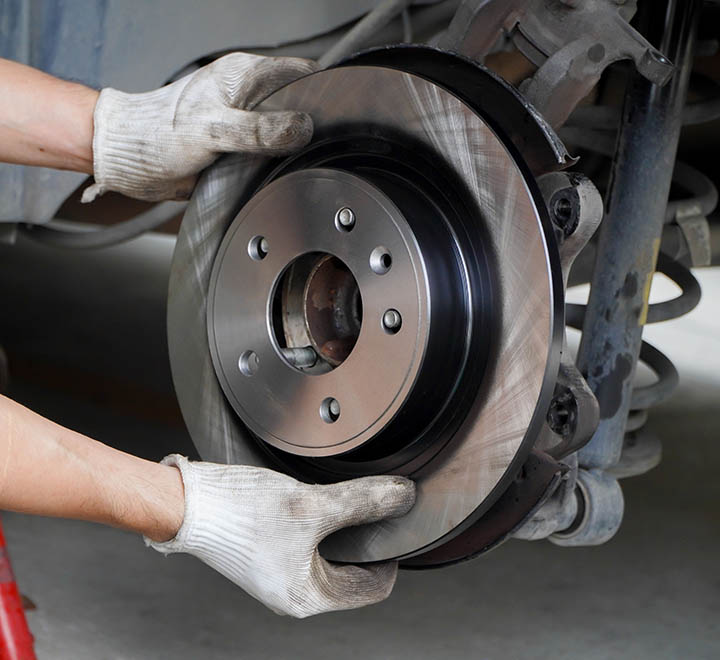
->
[273, 252, 363, 372]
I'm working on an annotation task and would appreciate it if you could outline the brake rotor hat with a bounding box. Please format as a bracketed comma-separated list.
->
[168, 55, 561, 563]
[207, 169, 430, 457]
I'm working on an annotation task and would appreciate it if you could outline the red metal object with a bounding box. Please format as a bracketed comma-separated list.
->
[0, 518, 35, 660]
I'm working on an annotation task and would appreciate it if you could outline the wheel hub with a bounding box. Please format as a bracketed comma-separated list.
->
[208, 168, 448, 457]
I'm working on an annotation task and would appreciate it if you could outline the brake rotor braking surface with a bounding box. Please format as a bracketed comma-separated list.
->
[167, 46, 564, 564]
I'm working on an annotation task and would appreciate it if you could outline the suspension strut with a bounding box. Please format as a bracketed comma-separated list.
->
[555, 0, 704, 545]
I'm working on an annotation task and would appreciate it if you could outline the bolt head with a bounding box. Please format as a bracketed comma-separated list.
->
[383, 309, 401, 330]
[550, 190, 579, 238]
[329, 399, 341, 417]
[337, 207, 355, 228]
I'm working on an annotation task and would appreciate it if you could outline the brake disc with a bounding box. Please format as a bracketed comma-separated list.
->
[167, 46, 563, 564]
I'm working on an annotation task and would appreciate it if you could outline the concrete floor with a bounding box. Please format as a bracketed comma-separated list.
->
[1, 236, 719, 659]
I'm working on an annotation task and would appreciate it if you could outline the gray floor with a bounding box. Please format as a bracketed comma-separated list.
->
[1, 236, 719, 659]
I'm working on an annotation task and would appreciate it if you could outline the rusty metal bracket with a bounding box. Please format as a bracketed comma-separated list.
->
[513, 453, 578, 541]
[437, 0, 532, 60]
[511, 171, 603, 541]
[535, 172, 602, 460]
[543, 361, 600, 459]
[518, 0, 674, 127]
[437, 0, 675, 129]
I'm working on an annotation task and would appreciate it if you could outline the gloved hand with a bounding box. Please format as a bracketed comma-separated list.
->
[82, 53, 317, 203]
[146, 455, 415, 618]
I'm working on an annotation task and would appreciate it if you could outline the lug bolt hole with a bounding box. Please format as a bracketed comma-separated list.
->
[370, 247, 392, 275]
[382, 309, 402, 334]
[238, 350, 260, 376]
[320, 397, 341, 423]
[248, 235, 269, 261]
[335, 207, 355, 232]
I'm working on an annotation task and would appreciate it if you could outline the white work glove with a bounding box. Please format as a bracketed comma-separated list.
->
[146, 455, 416, 618]
[82, 53, 317, 203]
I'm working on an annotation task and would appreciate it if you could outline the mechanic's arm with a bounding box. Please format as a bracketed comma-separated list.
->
[0, 394, 184, 540]
[0, 52, 317, 200]
[0, 58, 96, 173]
[0, 394, 414, 617]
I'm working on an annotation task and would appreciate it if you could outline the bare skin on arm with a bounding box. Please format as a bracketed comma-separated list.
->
[0, 59, 184, 541]
[0, 395, 184, 542]
[0, 58, 97, 173]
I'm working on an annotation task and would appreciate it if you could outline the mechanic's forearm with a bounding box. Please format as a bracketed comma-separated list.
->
[0, 58, 97, 173]
[0, 395, 184, 542]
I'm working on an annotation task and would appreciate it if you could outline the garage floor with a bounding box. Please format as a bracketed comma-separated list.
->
[1, 235, 719, 659]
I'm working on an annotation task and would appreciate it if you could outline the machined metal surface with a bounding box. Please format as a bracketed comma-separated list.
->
[403, 449, 565, 568]
[344, 47, 576, 177]
[207, 169, 431, 457]
[168, 56, 563, 562]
